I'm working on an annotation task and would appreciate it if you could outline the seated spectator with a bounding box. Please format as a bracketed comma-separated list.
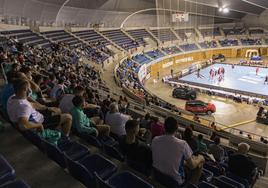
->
[49, 79, 65, 100]
[7, 80, 72, 136]
[183, 126, 198, 153]
[208, 136, 224, 162]
[140, 113, 151, 129]
[197, 134, 207, 153]
[210, 131, 217, 141]
[193, 114, 201, 123]
[20, 66, 39, 93]
[105, 103, 130, 137]
[59, 86, 85, 113]
[152, 117, 204, 185]
[228, 143, 258, 185]
[1, 74, 16, 114]
[119, 120, 152, 168]
[150, 116, 165, 138]
[71, 95, 110, 136]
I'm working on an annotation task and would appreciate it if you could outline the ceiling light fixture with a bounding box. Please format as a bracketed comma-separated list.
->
[223, 7, 229, 13]
[218, 6, 229, 13]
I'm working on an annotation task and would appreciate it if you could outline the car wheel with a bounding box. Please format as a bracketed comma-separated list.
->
[207, 111, 212, 115]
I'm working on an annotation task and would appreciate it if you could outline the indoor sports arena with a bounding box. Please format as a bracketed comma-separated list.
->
[1, 0, 268, 188]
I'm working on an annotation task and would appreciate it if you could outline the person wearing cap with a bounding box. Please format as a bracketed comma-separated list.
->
[228, 142, 257, 185]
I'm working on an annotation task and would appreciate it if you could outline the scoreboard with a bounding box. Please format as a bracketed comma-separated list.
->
[172, 12, 189, 22]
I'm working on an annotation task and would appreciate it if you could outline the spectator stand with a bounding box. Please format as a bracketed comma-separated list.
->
[149, 28, 179, 45]
[126, 28, 157, 47]
[0, 28, 51, 49]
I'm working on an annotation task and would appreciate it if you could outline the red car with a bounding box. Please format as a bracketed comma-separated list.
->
[185, 100, 216, 115]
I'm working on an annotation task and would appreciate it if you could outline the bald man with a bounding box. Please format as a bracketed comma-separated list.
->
[228, 143, 257, 186]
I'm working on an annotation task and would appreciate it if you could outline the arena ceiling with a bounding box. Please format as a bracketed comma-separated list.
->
[34, 0, 268, 22]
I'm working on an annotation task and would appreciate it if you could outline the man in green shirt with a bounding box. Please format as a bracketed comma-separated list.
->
[71, 95, 110, 136]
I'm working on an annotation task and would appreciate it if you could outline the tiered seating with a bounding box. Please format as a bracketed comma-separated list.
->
[132, 54, 151, 65]
[72, 29, 110, 46]
[174, 28, 196, 41]
[223, 28, 246, 36]
[145, 50, 165, 59]
[249, 29, 264, 35]
[241, 38, 262, 45]
[199, 41, 218, 49]
[179, 43, 199, 51]
[162, 46, 182, 54]
[0, 154, 30, 187]
[0, 154, 15, 185]
[41, 30, 82, 47]
[150, 29, 178, 42]
[0, 29, 50, 48]
[95, 171, 154, 188]
[120, 58, 141, 73]
[126, 29, 156, 46]
[101, 29, 138, 50]
[219, 39, 239, 47]
[200, 28, 221, 37]
[0, 180, 30, 188]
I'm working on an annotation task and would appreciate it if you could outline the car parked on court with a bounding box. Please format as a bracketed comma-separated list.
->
[185, 100, 216, 115]
[172, 87, 197, 100]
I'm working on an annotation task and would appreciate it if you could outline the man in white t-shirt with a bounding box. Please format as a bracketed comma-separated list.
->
[152, 117, 204, 185]
[7, 79, 72, 136]
[105, 103, 130, 137]
[59, 86, 84, 113]
[59, 86, 100, 114]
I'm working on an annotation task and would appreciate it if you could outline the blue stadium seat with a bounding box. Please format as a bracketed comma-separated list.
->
[0, 155, 15, 185]
[44, 140, 90, 168]
[127, 159, 151, 177]
[94, 172, 113, 188]
[153, 168, 180, 188]
[74, 129, 115, 148]
[204, 163, 223, 177]
[198, 181, 218, 188]
[0, 180, 30, 188]
[212, 177, 236, 188]
[217, 176, 245, 188]
[95, 171, 154, 188]
[108, 171, 154, 188]
[200, 169, 214, 182]
[103, 142, 125, 161]
[65, 154, 117, 188]
[226, 172, 249, 188]
[23, 130, 45, 152]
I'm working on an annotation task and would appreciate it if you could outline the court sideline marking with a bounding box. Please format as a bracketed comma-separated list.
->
[220, 119, 256, 130]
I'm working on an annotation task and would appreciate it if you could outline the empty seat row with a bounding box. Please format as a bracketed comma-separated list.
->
[174, 28, 197, 40]
[179, 43, 199, 51]
[150, 29, 178, 42]
[0, 154, 30, 188]
[0, 30, 49, 48]
[101, 30, 138, 50]
[127, 29, 156, 45]
[200, 28, 221, 37]
[73, 30, 109, 43]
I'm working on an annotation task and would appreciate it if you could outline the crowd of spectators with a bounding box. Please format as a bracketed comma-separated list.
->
[200, 40, 217, 49]
[116, 58, 145, 99]
[0, 28, 264, 188]
[241, 38, 262, 46]
[219, 39, 239, 47]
